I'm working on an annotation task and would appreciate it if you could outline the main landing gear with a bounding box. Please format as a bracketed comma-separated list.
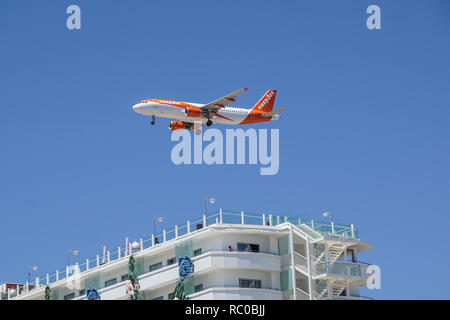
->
[206, 119, 213, 127]
[151, 115, 156, 125]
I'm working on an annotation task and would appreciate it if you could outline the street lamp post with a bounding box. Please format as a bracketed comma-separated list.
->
[153, 216, 163, 235]
[322, 211, 334, 223]
[68, 249, 79, 267]
[205, 197, 216, 215]
[322, 212, 334, 233]
[153, 216, 163, 244]
[27, 266, 38, 283]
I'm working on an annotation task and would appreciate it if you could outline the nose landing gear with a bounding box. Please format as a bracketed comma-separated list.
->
[151, 115, 156, 125]
[206, 119, 213, 127]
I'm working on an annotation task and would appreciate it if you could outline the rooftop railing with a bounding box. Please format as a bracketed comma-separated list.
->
[13, 209, 359, 298]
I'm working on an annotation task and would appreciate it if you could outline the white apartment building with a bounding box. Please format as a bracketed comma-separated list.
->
[3, 210, 374, 300]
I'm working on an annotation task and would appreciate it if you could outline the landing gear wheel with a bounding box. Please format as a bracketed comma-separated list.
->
[151, 115, 156, 125]
[206, 120, 213, 127]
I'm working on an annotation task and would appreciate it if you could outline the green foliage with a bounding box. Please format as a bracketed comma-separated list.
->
[171, 280, 189, 300]
[44, 285, 51, 300]
[128, 254, 140, 300]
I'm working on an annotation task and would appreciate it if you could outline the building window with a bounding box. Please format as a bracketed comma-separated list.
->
[104, 278, 117, 287]
[193, 248, 202, 256]
[64, 292, 75, 300]
[153, 296, 164, 300]
[239, 279, 262, 289]
[194, 284, 204, 293]
[167, 257, 176, 266]
[149, 262, 163, 272]
[237, 243, 260, 252]
[121, 274, 129, 282]
[79, 289, 85, 296]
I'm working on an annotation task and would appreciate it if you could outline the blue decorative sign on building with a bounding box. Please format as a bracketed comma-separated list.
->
[178, 256, 194, 281]
[86, 288, 100, 300]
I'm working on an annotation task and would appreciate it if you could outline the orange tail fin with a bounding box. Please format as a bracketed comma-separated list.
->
[251, 89, 277, 113]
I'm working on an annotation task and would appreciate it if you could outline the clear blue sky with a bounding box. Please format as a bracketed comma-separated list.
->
[1, 0, 449, 299]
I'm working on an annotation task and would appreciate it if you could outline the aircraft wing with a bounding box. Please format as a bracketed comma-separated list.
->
[201, 88, 248, 112]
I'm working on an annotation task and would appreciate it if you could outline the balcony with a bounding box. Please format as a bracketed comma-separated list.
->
[313, 261, 370, 283]
[71, 250, 280, 300]
[188, 286, 282, 300]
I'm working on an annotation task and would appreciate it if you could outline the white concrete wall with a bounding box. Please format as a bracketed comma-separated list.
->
[99, 265, 128, 289]
[144, 284, 174, 300]
[190, 288, 283, 300]
[142, 248, 176, 273]
[140, 268, 280, 300]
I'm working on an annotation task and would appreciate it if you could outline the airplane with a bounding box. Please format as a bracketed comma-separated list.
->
[132, 88, 285, 134]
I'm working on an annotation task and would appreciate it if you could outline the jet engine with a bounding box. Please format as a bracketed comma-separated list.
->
[169, 121, 194, 131]
[185, 107, 202, 118]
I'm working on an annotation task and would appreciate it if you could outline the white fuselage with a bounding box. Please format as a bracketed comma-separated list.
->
[132, 101, 280, 125]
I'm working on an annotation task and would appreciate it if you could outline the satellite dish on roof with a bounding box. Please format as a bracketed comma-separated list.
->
[131, 241, 140, 250]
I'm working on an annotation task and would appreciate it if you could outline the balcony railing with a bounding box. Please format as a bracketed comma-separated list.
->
[293, 252, 309, 273]
[314, 261, 366, 278]
[295, 287, 311, 300]
[12, 209, 359, 298]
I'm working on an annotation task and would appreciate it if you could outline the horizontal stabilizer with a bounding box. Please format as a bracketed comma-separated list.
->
[261, 107, 285, 118]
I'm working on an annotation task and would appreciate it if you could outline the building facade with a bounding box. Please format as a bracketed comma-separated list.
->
[4, 210, 373, 300]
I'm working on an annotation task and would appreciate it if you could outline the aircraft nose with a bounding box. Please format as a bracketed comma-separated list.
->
[132, 103, 143, 113]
